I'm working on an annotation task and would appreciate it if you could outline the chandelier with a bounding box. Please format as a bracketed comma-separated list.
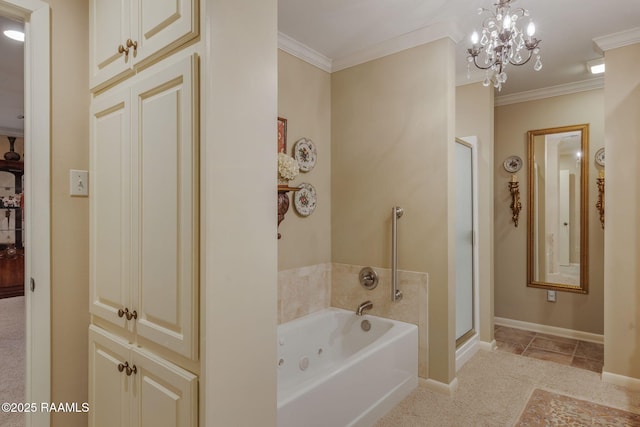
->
[467, 0, 542, 91]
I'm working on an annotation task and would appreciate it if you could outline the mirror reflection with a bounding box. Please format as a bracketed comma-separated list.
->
[527, 124, 589, 293]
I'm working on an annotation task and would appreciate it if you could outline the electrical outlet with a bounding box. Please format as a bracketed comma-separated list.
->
[547, 290, 556, 302]
[69, 169, 89, 197]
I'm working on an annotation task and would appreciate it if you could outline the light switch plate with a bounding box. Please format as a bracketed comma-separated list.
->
[69, 169, 89, 196]
[547, 290, 556, 302]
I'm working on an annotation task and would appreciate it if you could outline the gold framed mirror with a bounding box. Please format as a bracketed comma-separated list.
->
[527, 124, 589, 293]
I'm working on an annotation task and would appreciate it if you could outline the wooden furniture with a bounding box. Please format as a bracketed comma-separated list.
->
[0, 160, 23, 299]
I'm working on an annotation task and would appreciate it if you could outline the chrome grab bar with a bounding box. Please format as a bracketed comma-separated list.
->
[392, 206, 403, 302]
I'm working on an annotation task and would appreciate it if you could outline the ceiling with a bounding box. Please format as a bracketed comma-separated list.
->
[278, 0, 640, 96]
[0, 15, 23, 137]
[0, 2, 638, 136]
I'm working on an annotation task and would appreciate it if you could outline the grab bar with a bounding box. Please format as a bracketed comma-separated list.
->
[391, 206, 403, 302]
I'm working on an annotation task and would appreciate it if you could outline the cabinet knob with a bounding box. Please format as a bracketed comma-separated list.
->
[125, 309, 138, 320]
[117, 361, 128, 373]
[126, 38, 138, 53]
[118, 44, 129, 57]
[117, 308, 125, 318]
[126, 364, 137, 376]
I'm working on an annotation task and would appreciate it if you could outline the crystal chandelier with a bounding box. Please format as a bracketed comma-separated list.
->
[467, 0, 542, 91]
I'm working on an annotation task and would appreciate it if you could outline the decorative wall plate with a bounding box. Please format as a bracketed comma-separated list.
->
[503, 155, 523, 173]
[293, 138, 317, 172]
[594, 147, 605, 166]
[293, 183, 317, 216]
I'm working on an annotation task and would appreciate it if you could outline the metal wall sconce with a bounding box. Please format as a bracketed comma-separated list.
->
[508, 175, 522, 227]
[596, 170, 605, 229]
[277, 185, 299, 239]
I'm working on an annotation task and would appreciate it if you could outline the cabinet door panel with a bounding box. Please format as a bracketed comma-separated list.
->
[132, 348, 198, 427]
[90, 88, 131, 329]
[132, 55, 199, 359]
[89, 326, 131, 427]
[132, 0, 198, 69]
[90, 0, 134, 90]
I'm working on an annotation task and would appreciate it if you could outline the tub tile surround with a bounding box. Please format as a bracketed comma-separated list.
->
[278, 262, 429, 377]
[278, 263, 332, 324]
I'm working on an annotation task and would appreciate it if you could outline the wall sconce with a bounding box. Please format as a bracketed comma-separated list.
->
[596, 170, 605, 229]
[277, 185, 299, 239]
[509, 174, 522, 227]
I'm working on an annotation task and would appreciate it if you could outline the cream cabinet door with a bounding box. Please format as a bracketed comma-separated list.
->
[131, 55, 199, 359]
[132, 347, 198, 427]
[90, 0, 198, 91]
[131, 0, 199, 69]
[89, 0, 134, 91]
[89, 326, 131, 427]
[90, 87, 132, 330]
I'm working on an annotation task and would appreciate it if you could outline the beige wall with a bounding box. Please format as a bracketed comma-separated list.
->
[494, 89, 605, 334]
[47, 1, 90, 426]
[456, 82, 495, 343]
[205, 0, 278, 425]
[331, 39, 457, 384]
[277, 50, 332, 270]
[603, 43, 640, 381]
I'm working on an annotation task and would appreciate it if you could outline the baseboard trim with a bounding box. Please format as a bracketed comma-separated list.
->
[495, 317, 604, 344]
[478, 339, 496, 351]
[419, 377, 459, 396]
[456, 334, 479, 372]
[602, 371, 640, 391]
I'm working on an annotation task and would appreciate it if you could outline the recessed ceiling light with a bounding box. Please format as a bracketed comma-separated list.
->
[587, 58, 605, 75]
[4, 30, 24, 42]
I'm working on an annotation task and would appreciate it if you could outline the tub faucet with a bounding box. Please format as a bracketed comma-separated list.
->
[356, 300, 373, 316]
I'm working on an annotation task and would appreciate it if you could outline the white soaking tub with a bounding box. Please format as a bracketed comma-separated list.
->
[277, 307, 418, 427]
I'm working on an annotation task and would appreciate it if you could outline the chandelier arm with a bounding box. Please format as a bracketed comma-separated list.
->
[508, 49, 534, 66]
[471, 55, 497, 70]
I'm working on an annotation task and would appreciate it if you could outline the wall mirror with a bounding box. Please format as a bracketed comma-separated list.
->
[527, 124, 589, 293]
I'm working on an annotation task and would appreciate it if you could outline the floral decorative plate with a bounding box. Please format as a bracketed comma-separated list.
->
[293, 183, 317, 216]
[594, 147, 605, 166]
[503, 155, 523, 173]
[293, 138, 317, 172]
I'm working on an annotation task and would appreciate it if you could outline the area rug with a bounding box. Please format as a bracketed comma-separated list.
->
[516, 388, 640, 426]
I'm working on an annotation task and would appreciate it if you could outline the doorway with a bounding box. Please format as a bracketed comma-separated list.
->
[0, 2, 51, 427]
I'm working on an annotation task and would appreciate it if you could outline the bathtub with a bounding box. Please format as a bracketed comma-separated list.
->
[277, 307, 418, 427]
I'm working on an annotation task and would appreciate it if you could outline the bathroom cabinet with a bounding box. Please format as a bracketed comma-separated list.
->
[90, 3, 201, 424]
[89, 325, 197, 427]
[89, 0, 198, 92]
[90, 53, 199, 360]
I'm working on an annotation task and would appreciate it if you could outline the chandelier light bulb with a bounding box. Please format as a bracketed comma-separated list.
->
[527, 21, 536, 37]
[503, 14, 512, 30]
[471, 31, 479, 45]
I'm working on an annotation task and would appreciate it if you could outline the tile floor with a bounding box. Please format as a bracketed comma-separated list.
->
[494, 325, 604, 373]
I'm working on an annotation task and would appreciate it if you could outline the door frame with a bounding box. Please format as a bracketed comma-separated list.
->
[0, 1, 50, 426]
[454, 137, 481, 371]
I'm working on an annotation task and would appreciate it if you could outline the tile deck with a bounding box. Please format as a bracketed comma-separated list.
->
[494, 325, 604, 373]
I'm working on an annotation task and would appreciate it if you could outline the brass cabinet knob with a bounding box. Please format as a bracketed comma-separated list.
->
[125, 364, 137, 376]
[126, 38, 138, 52]
[117, 308, 125, 318]
[117, 361, 128, 373]
[125, 309, 137, 320]
[118, 44, 129, 57]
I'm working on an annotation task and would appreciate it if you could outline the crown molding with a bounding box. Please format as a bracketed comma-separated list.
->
[332, 21, 464, 72]
[593, 27, 640, 54]
[494, 77, 604, 106]
[277, 32, 332, 73]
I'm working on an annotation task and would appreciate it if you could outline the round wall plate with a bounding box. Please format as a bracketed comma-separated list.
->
[293, 183, 317, 216]
[359, 267, 378, 290]
[594, 147, 605, 166]
[503, 155, 523, 173]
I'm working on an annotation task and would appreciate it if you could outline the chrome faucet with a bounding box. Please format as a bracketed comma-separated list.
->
[356, 300, 373, 316]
